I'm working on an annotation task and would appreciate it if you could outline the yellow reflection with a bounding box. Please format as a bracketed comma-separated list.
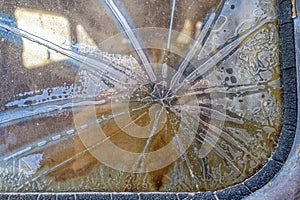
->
[76, 24, 97, 48]
[15, 8, 71, 69]
[176, 19, 193, 45]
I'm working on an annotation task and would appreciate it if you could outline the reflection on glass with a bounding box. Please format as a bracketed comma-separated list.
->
[0, 0, 282, 192]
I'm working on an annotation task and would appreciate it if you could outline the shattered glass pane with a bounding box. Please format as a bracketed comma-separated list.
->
[0, 0, 282, 192]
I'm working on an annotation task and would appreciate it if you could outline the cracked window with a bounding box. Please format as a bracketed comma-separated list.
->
[0, 0, 282, 192]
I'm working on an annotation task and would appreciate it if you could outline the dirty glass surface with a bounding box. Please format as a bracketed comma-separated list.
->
[0, 0, 282, 192]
